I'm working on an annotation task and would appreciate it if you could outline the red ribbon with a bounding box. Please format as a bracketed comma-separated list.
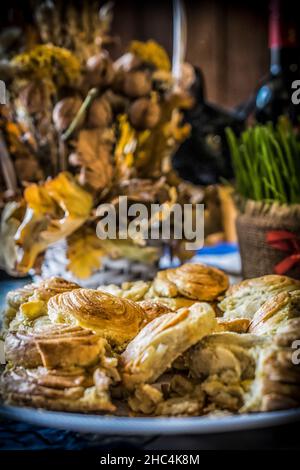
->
[266, 230, 300, 275]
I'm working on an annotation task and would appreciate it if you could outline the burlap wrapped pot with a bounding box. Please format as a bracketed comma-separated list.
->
[236, 201, 300, 280]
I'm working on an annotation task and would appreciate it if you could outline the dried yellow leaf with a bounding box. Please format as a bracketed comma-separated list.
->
[67, 227, 105, 279]
[14, 172, 93, 273]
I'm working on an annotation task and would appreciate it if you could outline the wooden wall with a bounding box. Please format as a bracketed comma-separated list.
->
[2, 0, 270, 109]
[112, 0, 269, 109]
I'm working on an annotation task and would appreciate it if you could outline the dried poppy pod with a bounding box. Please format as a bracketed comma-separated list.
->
[85, 52, 115, 88]
[128, 97, 161, 130]
[52, 96, 83, 132]
[123, 70, 152, 98]
[87, 97, 112, 129]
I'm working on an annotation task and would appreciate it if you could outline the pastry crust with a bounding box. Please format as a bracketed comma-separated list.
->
[187, 332, 262, 382]
[3, 277, 80, 331]
[2, 265, 300, 417]
[167, 264, 229, 301]
[138, 300, 171, 325]
[0, 365, 117, 412]
[121, 302, 217, 390]
[5, 324, 113, 369]
[152, 264, 229, 301]
[143, 293, 196, 311]
[7, 277, 80, 309]
[219, 275, 300, 320]
[48, 288, 144, 346]
[98, 280, 150, 301]
[249, 291, 300, 335]
[216, 318, 250, 334]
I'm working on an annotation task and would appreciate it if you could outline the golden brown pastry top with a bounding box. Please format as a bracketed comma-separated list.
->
[0, 364, 117, 413]
[121, 302, 217, 390]
[219, 274, 300, 321]
[248, 290, 300, 335]
[3, 277, 81, 331]
[98, 281, 150, 301]
[216, 318, 250, 334]
[152, 264, 229, 301]
[48, 288, 145, 346]
[5, 325, 107, 369]
[7, 277, 80, 309]
[225, 275, 300, 297]
[138, 300, 171, 326]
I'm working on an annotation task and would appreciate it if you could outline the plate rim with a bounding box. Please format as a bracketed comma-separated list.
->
[1, 405, 300, 435]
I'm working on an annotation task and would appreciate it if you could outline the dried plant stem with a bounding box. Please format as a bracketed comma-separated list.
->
[0, 130, 17, 193]
[61, 88, 98, 141]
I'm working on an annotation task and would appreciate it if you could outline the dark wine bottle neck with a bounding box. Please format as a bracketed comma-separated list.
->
[270, 47, 281, 75]
[268, 0, 300, 77]
[270, 46, 300, 76]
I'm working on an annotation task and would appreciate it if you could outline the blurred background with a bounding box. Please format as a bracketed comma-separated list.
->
[2, 0, 270, 109]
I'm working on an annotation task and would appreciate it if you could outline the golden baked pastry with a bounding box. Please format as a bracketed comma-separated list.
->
[249, 290, 300, 336]
[47, 288, 144, 346]
[5, 325, 108, 369]
[98, 281, 150, 301]
[188, 332, 261, 382]
[187, 324, 300, 413]
[3, 277, 80, 331]
[121, 302, 217, 390]
[2, 265, 300, 417]
[1, 320, 120, 413]
[242, 319, 300, 412]
[152, 264, 229, 301]
[152, 270, 178, 298]
[0, 365, 117, 412]
[219, 275, 300, 321]
[216, 318, 250, 334]
[138, 300, 171, 326]
[143, 288, 196, 311]
[187, 332, 266, 412]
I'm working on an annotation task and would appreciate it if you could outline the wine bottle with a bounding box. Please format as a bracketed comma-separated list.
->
[255, 0, 300, 124]
[172, 66, 244, 185]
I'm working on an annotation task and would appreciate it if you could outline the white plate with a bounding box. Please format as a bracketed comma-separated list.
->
[1, 405, 300, 435]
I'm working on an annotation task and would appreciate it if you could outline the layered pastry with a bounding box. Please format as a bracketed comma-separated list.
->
[98, 263, 229, 312]
[3, 277, 80, 333]
[219, 275, 300, 320]
[1, 263, 300, 417]
[1, 324, 120, 412]
[121, 303, 217, 390]
[47, 288, 145, 346]
[98, 281, 151, 301]
[152, 264, 229, 301]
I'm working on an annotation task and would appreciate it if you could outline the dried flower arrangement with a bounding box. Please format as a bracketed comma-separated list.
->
[0, 1, 198, 281]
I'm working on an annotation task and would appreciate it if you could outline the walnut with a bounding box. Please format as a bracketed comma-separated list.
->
[103, 90, 129, 114]
[19, 81, 47, 115]
[52, 96, 83, 132]
[87, 98, 112, 129]
[15, 157, 43, 182]
[128, 98, 161, 130]
[112, 70, 126, 94]
[123, 71, 152, 98]
[85, 52, 115, 88]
